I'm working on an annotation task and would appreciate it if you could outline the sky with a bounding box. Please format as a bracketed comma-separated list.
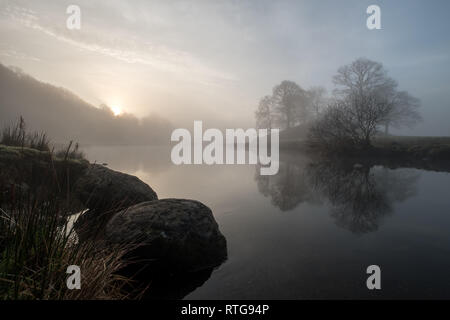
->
[0, 0, 449, 135]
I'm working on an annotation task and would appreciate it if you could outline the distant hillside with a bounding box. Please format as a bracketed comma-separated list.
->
[0, 63, 172, 145]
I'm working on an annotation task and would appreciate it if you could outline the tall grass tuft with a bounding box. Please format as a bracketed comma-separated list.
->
[0, 119, 140, 300]
[1, 117, 86, 160]
[1, 116, 50, 152]
[55, 141, 85, 161]
[0, 203, 135, 299]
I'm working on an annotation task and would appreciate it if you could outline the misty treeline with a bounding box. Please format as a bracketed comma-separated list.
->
[0, 64, 172, 145]
[255, 58, 422, 150]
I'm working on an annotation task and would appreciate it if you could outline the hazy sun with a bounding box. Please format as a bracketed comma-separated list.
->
[111, 105, 122, 116]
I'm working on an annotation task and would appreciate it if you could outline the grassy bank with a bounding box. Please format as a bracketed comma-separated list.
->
[280, 135, 450, 161]
[373, 136, 450, 158]
[0, 121, 137, 300]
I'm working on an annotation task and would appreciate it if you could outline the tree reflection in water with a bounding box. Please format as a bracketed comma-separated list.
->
[255, 154, 420, 234]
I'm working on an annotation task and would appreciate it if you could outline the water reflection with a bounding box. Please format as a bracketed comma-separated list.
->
[82, 145, 172, 177]
[80, 146, 450, 299]
[129, 268, 214, 300]
[256, 153, 420, 234]
[255, 155, 321, 211]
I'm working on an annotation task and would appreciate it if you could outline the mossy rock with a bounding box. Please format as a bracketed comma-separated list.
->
[104, 199, 227, 272]
[0, 144, 89, 210]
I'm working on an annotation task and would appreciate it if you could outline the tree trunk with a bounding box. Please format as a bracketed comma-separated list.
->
[286, 109, 292, 129]
[364, 132, 372, 149]
[384, 122, 390, 135]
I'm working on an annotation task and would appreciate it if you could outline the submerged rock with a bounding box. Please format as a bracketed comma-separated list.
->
[104, 199, 227, 272]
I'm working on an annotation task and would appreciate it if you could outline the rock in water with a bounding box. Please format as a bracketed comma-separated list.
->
[73, 164, 158, 240]
[104, 199, 227, 272]
[74, 164, 158, 212]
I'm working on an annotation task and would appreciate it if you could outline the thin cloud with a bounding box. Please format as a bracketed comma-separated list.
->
[1, 3, 236, 87]
[0, 47, 41, 62]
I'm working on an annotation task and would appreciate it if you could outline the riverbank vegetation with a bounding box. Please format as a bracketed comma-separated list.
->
[0, 119, 135, 299]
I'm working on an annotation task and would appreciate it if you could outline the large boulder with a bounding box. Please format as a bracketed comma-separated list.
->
[73, 164, 158, 212]
[73, 164, 158, 239]
[0, 145, 88, 213]
[104, 199, 227, 272]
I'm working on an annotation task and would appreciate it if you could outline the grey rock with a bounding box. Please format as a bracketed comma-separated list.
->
[74, 164, 157, 212]
[104, 199, 227, 272]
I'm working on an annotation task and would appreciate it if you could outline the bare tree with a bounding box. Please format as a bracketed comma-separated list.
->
[333, 58, 422, 134]
[255, 81, 326, 131]
[255, 95, 276, 130]
[348, 93, 393, 146]
[333, 58, 397, 97]
[308, 86, 327, 117]
[308, 101, 356, 149]
[272, 80, 310, 129]
[382, 90, 422, 134]
[255, 59, 420, 142]
[309, 93, 392, 149]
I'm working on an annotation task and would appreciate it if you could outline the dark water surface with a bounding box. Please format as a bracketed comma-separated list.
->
[84, 146, 450, 299]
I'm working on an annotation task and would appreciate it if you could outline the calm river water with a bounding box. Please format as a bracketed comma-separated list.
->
[83, 145, 450, 299]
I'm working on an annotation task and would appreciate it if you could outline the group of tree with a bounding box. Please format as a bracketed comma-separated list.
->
[255, 58, 422, 150]
[255, 81, 327, 130]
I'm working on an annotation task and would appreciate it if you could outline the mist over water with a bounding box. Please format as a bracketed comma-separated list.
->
[83, 145, 450, 299]
[1, 0, 450, 304]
